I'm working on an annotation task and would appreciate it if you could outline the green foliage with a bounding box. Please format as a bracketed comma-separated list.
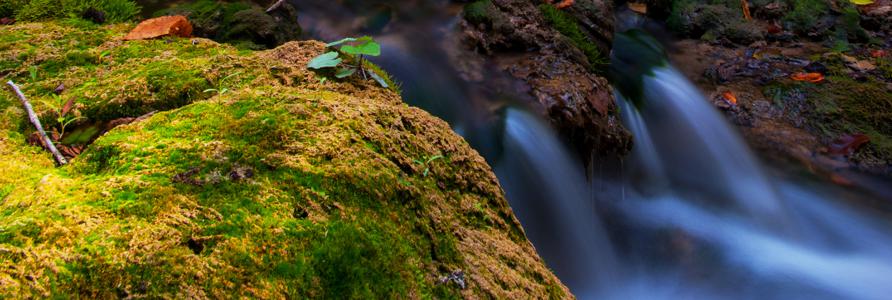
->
[307, 51, 342, 69]
[464, 0, 494, 25]
[414, 155, 444, 177]
[538, 4, 608, 73]
[11, 0, 140, 23]
[203, 72, 243, 95]
[783, 0, 829, 33]
[309, 36, 387, 85]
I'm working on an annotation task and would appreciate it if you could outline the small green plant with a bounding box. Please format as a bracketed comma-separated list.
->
[413, 155, 443, 177]
[97, 50, 111, 64]
[39, 94, 84, 139]
[29, 66, 38, 82]
[203, 72, 242, 95]
[0, 184, 13, 202]
[308, 36, 387, 86]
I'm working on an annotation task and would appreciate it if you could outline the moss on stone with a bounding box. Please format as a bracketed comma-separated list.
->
[154, 0, 301, 49]
[0, 21, 569, 298]
[538, 4, 607, 73]
[464, 0, 495, 26]
[782, 0, 829, 34]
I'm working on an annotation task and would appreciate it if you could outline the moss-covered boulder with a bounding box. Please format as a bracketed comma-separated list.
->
[0, 20, 569, 298]
[152, 0, 302, 49]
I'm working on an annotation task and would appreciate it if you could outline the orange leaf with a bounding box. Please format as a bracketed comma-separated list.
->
[555, 0, 574, 9]
[871, 49, 887, 58]
[124, 16, 193, 41]
[629, 2, 647, 14]
[741, 0, 752, 20]
[722, 91, 738, 105]
[791, 72, 824, 83]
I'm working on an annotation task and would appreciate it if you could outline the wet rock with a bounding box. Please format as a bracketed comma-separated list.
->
[155, 0, 301, 49]
[460, 0, 631, 157]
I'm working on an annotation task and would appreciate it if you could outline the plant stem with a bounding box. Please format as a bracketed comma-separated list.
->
[6, 81, 68, 166]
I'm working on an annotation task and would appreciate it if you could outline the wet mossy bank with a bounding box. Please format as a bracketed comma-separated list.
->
[0, 21, 569, 298]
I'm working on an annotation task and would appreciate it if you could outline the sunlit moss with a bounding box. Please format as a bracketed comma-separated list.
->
[0, 21, 568, 298]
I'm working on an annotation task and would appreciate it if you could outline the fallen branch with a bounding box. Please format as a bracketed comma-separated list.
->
[266, 0, 286, 13]
[5, 80, 68, 165]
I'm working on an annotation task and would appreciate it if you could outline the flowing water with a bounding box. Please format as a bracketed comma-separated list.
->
[282, 2, 892, 298]
[595, 30, 892, 299]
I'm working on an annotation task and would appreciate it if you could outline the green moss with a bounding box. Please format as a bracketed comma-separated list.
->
[0, 22, 568, 298]
[9, 0, 140, 23]
[783, 0, 828, 34]
[538, 4, 608, 73]
[155, 0, 301, 49]
[464, 0, 494, 25]
[786, 56, 892, 159]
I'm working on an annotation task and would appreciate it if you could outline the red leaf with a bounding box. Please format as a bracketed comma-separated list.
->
[791, 72, 824, 83]
[829, 133, 870, 156]
[61, 97, 75, 117]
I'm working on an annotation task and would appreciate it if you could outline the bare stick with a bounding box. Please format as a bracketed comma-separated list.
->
[6, 81, 68, 165]
[266, 0, 285, 13]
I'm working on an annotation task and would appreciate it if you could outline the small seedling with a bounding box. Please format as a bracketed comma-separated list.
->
[98, 50, 111, 64]
[308, 36, 386, 85]
[29, 66, 38, 82]
[39, 94, 83, 139]
[413, 155, 444, 177]
[204, 72, 242, 95]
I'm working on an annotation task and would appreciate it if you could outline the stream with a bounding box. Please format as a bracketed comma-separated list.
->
[288, 1, 892, 298]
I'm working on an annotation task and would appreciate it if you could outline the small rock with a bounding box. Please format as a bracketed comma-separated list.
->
[53, 84, 65, 95]
[0, 17, 14, 25]
[438, 270, 466, 289]
[804, 62, 828, 75]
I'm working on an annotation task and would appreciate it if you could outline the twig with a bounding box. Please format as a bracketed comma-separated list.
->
[266, 0, 286, 13]
[6, 81, 68, 165]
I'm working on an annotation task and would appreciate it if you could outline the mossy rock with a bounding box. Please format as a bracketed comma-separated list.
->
[154, 0, 301, 49]
[0, 21, 569, 298]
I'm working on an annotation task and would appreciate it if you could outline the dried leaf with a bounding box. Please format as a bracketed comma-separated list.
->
[721, 91, 738, 105]
[628, 3, 647, 14]
[60, 97, 75, 117]
[552, 0, 574, 9]
[829, 133, 870, 156]
[791, 72, 824, 83]
[124, 16, 193, 41]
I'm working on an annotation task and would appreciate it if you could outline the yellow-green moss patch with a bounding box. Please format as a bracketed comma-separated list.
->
[0, 21, 569, 298]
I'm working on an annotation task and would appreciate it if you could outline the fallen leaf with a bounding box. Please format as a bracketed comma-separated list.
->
[741, 0, 752, 20]
[60, 97, 75, 117]
[124, 16, 193, 41]
[850, 0, 876, 5]
[550, 0, 574, 9]
[791, 72, 824, 83]
[871, 49, 887, 58]
[0, 17, 14, 25]
[628, 2, 647, 14]
[848, 60, 877, 72]
[721, 91, 738, 105]
[829, 133, 870, 156]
